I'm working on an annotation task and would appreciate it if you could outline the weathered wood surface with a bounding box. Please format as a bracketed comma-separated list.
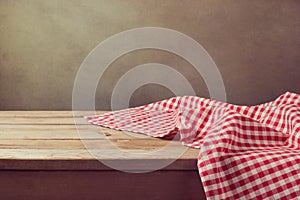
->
[0, 111, 200, 171]
[0, 111, 206, 200]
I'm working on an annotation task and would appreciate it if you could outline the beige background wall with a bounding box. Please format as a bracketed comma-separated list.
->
[0, 0, 299, 110]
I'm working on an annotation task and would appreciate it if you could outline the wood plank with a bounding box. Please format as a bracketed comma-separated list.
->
[0, 130, 104, 140]
[0, 111, 107, 118]
[0, 138, 186, 150]
[0, 148, 199, 160]
[0, 117, 89, 125]
[0, 149, 199, 170]
[0, 125, 157, 140]
[0, 111, 108, 125]
[0, 149, 92, 160]
[0, 124, 84, 130]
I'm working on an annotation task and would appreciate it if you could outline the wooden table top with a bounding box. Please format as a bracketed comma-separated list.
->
[0, 111, 199, 171]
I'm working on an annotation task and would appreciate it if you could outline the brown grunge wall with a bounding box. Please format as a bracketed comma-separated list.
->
[0, 0, 299, 110]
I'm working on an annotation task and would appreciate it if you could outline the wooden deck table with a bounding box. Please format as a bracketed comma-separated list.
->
[0, 111, 206, 200]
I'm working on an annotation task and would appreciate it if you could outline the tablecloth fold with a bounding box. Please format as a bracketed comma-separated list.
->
[86, 92, 300, 200]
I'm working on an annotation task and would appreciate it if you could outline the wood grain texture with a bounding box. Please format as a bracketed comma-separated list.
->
[0, 111, 103, 117]
[0, 111, 200, 171]
[0, 111, 205, 199]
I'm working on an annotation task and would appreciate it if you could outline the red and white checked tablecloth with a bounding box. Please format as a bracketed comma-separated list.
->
[86, 92, 300, 200]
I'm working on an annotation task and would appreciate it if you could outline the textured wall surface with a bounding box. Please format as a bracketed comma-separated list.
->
[0, 0, 299, 110]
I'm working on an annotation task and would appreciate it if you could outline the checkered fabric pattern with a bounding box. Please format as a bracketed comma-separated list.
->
[86, 92, 300, 200]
